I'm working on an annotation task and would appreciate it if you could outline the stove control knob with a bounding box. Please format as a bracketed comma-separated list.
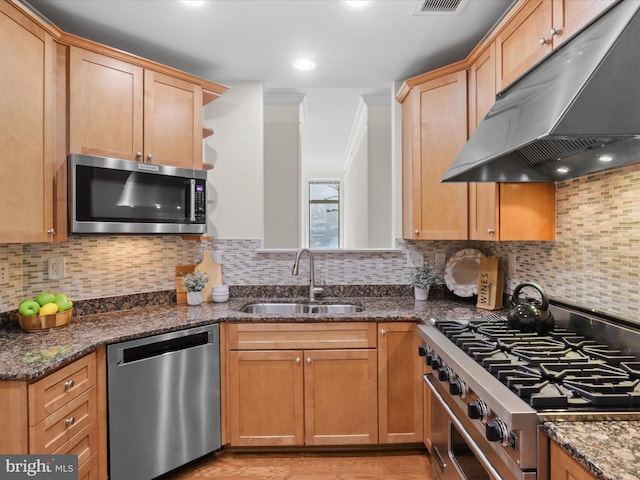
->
[431, 356, 442, 371]
[449, 378, 467, 398]
[418, 344, 430, 357]
[486, 418, 509, 447]
[467, 399, 488, 421]
[438, 366, 454, 382]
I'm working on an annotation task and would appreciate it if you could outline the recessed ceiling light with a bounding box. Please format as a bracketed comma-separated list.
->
[293, 58, 316, 71]
[181, 0, 205, 6]
[556, 166, 570, 174]
[342, 0, 372, 9]
[598, 155, 613, 162]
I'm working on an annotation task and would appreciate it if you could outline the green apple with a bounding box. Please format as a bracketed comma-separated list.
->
[36, 292, 56, 306]
[54, 293, 73, 312]
[18, 298, 40, 316]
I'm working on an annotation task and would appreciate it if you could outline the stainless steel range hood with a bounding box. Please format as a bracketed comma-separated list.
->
[442, 1, 640, 183]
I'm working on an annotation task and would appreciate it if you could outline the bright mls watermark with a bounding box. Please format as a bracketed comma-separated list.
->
[0, 455, 77, 480]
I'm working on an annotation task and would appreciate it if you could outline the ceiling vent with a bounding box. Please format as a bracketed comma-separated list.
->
[413, 0, 469, 15]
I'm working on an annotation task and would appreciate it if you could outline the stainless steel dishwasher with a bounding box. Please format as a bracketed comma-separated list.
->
[107, 324, 221, 480]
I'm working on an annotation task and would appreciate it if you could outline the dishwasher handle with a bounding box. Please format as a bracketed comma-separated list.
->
[121, 330, 212, 364]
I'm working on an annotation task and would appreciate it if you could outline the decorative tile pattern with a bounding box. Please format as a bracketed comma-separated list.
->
[1, 163, 638, 323]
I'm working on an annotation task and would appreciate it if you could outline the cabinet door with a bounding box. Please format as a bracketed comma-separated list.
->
[409, 69, 468, 240]
[144, 70, 203, 169]
[228, 350, 304, 446]
[496, 0, 553, 91]
[468, 43, 500, 241]
[304, 349, 378, 445]
[69, 47, 144, 161]
[0, 2, 55, 243]
[377, 323, 423, 444]
[550, 441, 595, 480]
[551, 0, 616, 47]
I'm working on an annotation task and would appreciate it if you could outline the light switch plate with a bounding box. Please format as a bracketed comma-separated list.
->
[435, 253, 447, 270]
[406, 250, 424, 268]
[508, 254, 517, 277]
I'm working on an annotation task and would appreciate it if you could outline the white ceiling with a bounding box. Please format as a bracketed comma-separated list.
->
[24, 0, 514, 167]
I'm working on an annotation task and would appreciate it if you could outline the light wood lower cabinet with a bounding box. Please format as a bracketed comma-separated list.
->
[0, 349, 107, 480]
[377, 323, 423, 444]
[226, 323, 382, 447]
[550, 440, 595, 480]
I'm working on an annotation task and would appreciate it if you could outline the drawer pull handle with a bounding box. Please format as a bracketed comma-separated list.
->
[64, 380, 75, 389]
[65, 417, 75, 426]
[306, 357, 311, 365]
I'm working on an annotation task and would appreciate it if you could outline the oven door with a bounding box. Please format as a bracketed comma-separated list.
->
[427, 375, 505, 480]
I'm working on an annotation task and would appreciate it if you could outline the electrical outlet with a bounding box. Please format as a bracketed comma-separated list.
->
[213, 251, 223, 264]
[508, 254, 517, 277]
[435, 253, 447, 270]
[48, 257, 66, 280]
[0, 263, 8, 284]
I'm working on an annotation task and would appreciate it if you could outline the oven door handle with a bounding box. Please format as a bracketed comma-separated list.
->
[425, 375, 505, 480]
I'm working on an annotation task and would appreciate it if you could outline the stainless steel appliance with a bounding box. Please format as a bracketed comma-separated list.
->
[418, 301, 640, 480]
[442, 1, 640, 183]
[107, 325, 221, 480]
[69, 153, 207, 234]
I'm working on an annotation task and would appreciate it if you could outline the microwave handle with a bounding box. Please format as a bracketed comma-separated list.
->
[189, 179, 196, 222]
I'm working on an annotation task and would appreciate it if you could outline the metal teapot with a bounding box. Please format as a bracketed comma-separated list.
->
[507, 282, 555, 334]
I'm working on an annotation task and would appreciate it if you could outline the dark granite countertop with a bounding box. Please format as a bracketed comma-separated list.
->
[0, 296, 490, 381]
[544, 421, 640, 480]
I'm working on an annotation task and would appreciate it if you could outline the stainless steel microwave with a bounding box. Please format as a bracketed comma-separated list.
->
[68, 154, 207, 234]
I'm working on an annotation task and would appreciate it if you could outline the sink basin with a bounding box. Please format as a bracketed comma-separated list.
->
[240, 303, 309, 314]
[308, 304, 364, 314]
[240, 302, 364, 314]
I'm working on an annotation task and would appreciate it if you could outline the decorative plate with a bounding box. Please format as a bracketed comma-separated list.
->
[444, 249, 482, 297]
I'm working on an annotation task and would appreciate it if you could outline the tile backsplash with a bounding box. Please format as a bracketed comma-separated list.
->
[1, 163, 638, 322]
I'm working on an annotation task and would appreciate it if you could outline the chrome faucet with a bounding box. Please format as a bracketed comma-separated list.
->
[291, 248, 324, 301]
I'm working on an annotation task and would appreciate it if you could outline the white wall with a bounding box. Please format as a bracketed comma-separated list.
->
[343, 103, 368, 249]
[367, 103, 392, 248]
[264, 104, 301, 248]
[204, 82, 264, 239]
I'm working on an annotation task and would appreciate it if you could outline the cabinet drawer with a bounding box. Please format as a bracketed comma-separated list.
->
[228, 323, 377, 350]
[30, 387, 97, 453]
[53, 419, 97, 467]
[77, 452, 98, 480]
[29, 353, 96, 425]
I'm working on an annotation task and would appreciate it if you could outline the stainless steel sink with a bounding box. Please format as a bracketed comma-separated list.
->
[308, 304, 364, 314]
[240, 303, 309, 314]
[240, 302, 364, 314]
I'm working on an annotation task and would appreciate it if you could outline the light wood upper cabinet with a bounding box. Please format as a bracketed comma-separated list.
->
[402, 68, 469, 240]
[551, 0, 617, 48]
[377, 323, 423, 444]
[469, 42, 556, 241]
[0, 1, 56, 243]
[496, 0, 616, 92]
[69, 47, 203, 169]
[495, 0, 553, 91]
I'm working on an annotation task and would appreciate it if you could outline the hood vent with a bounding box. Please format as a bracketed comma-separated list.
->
[413, 0, 468, 16]
[442, 1, 640, 183]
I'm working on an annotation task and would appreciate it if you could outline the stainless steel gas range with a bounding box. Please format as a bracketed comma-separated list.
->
[417, 301, 640, 480]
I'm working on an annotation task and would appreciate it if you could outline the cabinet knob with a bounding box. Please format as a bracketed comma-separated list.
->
[306, 357, 312, 365]
[47, 228, 56, 235]
[414, 230, 420, 236]
[487, 228, 495, 234]
[65, 417, 75, 426]
[550, 27, 562, 37]
[64, 380, 74, 389]
[147, 153, 153, 161]
[136, 152, 143, 158]
[381, 329, 386, 336]
[295, 357, 301, 365]
[539, 36, 551, 46]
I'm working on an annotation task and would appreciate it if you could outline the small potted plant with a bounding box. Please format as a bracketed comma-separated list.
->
[410, 265, 444, 301]
[181, 271, 209, 306]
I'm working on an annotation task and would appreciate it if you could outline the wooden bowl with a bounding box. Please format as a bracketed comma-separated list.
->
[18, 309, 73, 332]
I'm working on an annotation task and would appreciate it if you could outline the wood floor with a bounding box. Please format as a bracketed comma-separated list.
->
[167, 449, 433, 480]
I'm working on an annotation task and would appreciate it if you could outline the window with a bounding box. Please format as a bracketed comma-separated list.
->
[309, 182, 339, 249]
